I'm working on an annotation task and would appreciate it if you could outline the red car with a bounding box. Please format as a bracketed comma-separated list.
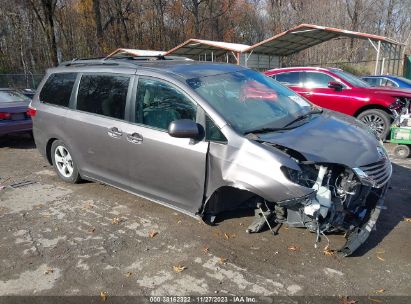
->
[265, 67, 411, 138]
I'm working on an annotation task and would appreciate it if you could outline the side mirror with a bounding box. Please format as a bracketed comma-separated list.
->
[328, 81, 343, 91]
[168, 119, 202, 139]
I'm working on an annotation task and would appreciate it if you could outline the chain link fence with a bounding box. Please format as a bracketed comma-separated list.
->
[0, 73, 44, 90]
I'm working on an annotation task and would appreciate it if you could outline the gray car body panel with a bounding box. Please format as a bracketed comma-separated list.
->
[32, 61, 389, 222]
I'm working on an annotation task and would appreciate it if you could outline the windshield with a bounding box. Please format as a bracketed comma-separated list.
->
[187, 69, 314, 134]
[330, 69, 371, 88]
[0, 90, 28, 103]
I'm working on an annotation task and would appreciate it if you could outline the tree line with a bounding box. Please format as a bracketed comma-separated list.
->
[0, 0, 410, 74]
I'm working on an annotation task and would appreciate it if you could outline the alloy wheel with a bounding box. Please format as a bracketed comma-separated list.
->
[54, 145, 74, 178]
[360, 114, 386, 137]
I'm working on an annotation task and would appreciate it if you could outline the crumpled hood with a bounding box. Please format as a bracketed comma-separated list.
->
[258, 110, 385, 168]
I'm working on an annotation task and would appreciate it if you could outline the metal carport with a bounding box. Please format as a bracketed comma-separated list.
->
[165, 39, 250, 64]
[246, 24, 404, 75]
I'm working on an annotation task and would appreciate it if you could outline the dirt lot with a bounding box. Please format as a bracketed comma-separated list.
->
[0, 134, 410, 297]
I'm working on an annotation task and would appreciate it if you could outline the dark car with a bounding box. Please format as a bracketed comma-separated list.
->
[31, 58, 391, 256]
[265, 67, 411, 139]
[362, 75, 411, 89]
[0, 88, 33, 136]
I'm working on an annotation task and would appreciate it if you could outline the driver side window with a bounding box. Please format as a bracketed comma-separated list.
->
[304, 72, 338, 89]
[135, 77, 197, 130]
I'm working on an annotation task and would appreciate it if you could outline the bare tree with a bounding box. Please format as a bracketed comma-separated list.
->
[28, 0, 60, 66]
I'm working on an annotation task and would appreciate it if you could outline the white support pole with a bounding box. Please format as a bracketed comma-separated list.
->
[211, 51, 214, 62]
[244, 50, 254, 67]
[374, 41, 381, 75]
[381, 57, 385, 74]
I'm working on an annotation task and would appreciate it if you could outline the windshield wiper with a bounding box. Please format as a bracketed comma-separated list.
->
[283, 108, 323, 128]
[244, 108, 323, 136]
[244, 127, 285, 135]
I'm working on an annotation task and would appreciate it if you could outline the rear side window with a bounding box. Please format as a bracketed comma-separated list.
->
[76, 74, 130, 120]
[274, 72, 302, 86]
[40, 73, 77, 107]
[363, 77, 380, 86]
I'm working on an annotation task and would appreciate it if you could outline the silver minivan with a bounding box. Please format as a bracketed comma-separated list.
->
[31, 58, 391, 256]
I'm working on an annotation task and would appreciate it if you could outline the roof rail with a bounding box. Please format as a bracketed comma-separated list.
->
[59, 55, 192, 68]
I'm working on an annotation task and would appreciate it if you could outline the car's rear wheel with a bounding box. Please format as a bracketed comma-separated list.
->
[357, 109, 391, 139]
[51, 140, 81, 183]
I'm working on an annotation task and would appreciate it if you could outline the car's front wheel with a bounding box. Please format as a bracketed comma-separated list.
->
[51, 140, 81, 183]
[357, 109, 391, 139]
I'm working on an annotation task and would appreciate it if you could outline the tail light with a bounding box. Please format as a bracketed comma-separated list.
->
[26, 106, 37, 117]
[0, 112, 11, 120]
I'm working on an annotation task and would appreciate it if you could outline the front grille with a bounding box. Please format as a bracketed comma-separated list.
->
[359, 158, 392, 188]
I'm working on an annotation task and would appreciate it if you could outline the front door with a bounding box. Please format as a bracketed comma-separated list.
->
[298, 71, 350, 114]
[121, 76, 209, 213]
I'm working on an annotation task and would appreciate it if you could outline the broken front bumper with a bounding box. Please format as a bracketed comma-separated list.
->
[338, 183, 389, 256]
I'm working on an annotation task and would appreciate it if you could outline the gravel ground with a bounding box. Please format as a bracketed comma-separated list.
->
[0, 134, 410, 298]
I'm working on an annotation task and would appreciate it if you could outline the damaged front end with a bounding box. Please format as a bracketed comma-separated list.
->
[253, 150, 391, 256]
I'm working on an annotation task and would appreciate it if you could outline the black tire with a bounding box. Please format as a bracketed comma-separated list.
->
[393, 145, 410, 159]
[357, 109, 391, 140]
[51, 140, 81, 183]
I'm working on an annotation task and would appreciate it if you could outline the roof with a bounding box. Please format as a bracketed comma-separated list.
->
[106, 48, 166, 58]
[265, 67, 342, 74]
[247, 24, 403, 56]
[58, 58, 246, 80]
[166, 39, 250, 58]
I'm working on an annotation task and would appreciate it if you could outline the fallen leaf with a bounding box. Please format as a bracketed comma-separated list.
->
[239, 222, 244, 226]
[44, 268, 54, 275]
[219, 257, 227, 264]
[376, 255, 385, 261]
[340, 296, 357, 304]
[402, 217, 411, 223]
[125, 272, 133, 278]
[177, 220, 182, 224]
[203, 246, 209, 253]
[82, 202, 94, 209]
[224, 233, 230, 239]
[287, 245, 298, 252]
[148, 230, 158, 238]
[376, 249, 385, 254]
[111, 217, 120, 225]
[375, 288, 385, 294]
[100, 291, 108, 301]
[89, 227, 96, 233]
[323, 245, 335, 256]
[173, 265, 186, 273]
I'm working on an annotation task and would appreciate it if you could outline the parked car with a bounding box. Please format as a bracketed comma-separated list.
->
[265, 67, 411, 139]
[19, 88, 36, 99]
[0, 88, 33, 136]
[31, 59, 392, 256]
[362, 75, 411, 89]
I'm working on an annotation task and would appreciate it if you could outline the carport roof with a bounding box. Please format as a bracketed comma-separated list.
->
[165, 39, 250, 57]
[106, 48, 166, 58]
[247, 23, 403, 56]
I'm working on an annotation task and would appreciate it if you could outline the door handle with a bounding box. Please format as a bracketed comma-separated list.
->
[108, 127, 123, 138]
[127, 132, 143, 144]
[301, 91, 313, 96]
